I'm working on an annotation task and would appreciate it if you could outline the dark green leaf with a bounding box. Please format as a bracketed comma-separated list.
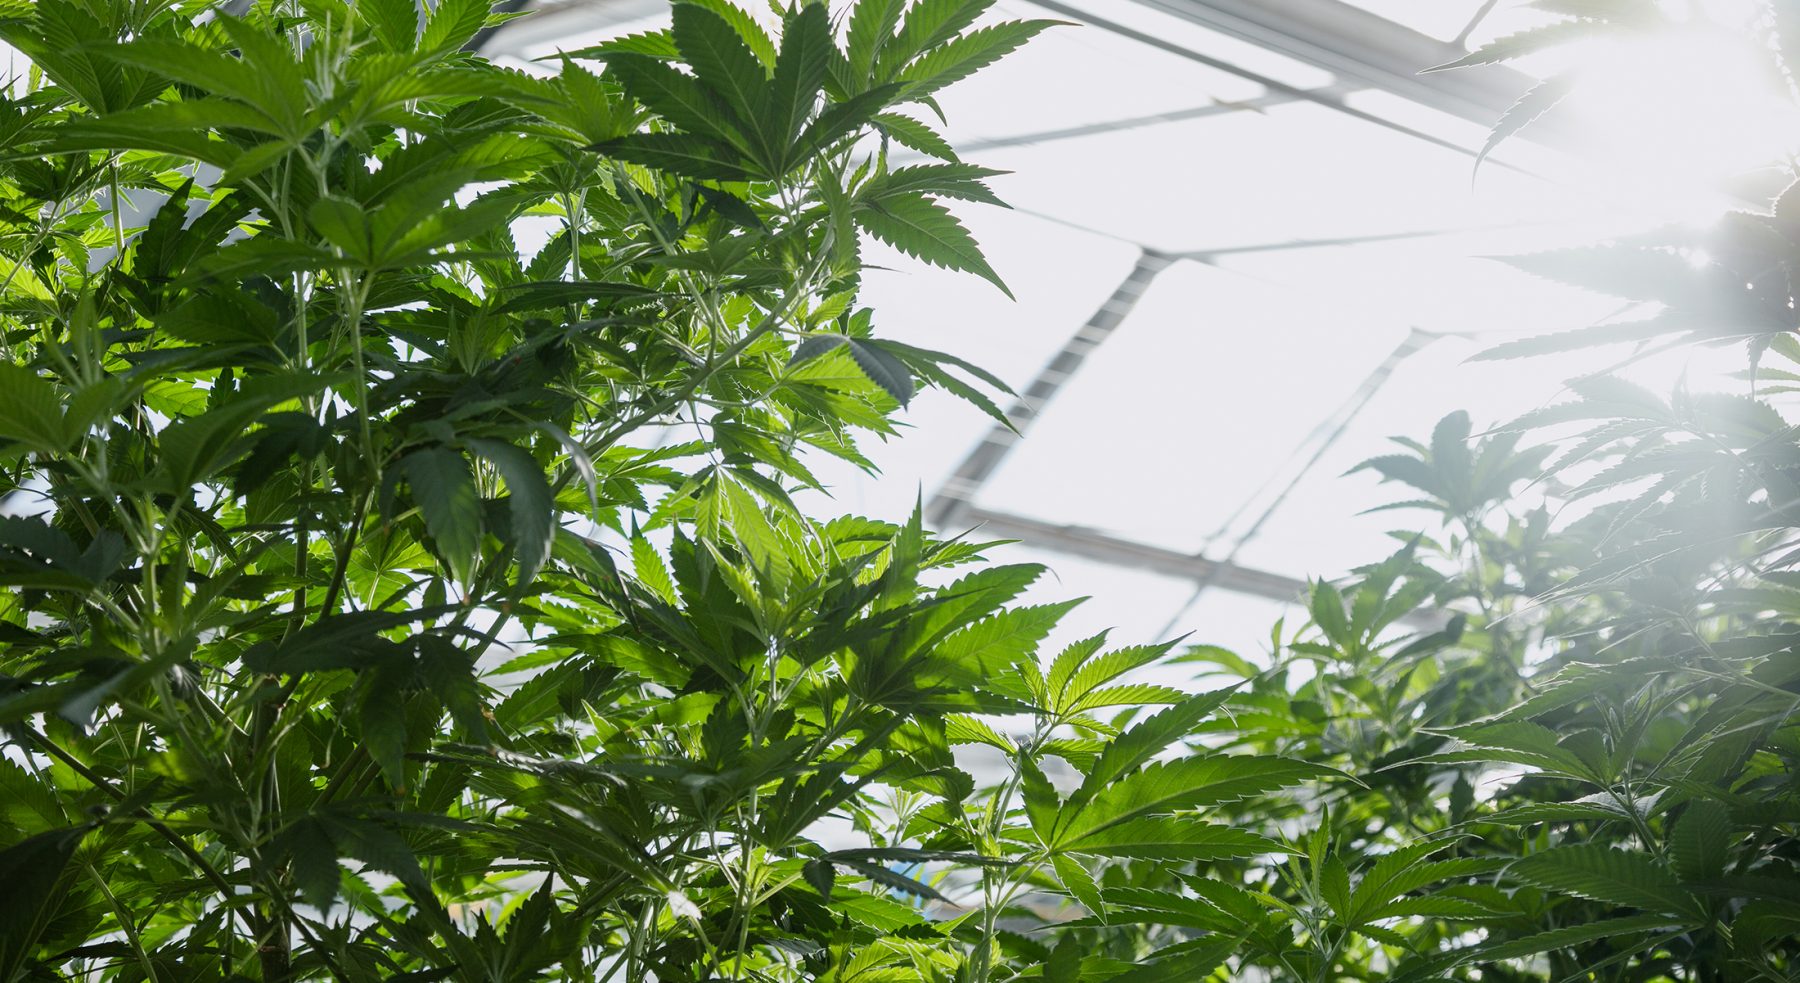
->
[1509, 846, 1701, 917]
[0, 826, 90, 979]
[856, 192, 1010, 296]
[467, 438, 556, 585]
[400, 448, 484, 586]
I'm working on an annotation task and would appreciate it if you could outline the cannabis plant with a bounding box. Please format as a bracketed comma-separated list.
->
[0, 0, 1351, 977]
[0, 0, 1122, 977]
[1170, 4, 1800, 978]
[9, 0, 1800, 979]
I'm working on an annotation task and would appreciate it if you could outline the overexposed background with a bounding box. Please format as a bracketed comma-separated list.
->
[484, 0, 1797, 663]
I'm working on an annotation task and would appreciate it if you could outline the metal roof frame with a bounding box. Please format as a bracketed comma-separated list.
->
[482, 0, 1522, 618]
[1124, 0, 1538, 131]
[922, 0, 1535, 616]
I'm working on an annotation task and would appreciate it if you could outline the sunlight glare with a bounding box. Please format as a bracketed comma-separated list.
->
[1557, 16, 1800, 223]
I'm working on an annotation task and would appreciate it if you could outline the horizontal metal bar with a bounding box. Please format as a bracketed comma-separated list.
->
[964, 506, 1310, 602]
[963, 506, 1448, 630]
[1025, 0, 1540, 172]
[933, 90, 1309, 157]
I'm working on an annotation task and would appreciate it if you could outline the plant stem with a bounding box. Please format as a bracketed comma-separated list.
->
[85, 863, 161, 983]
[28, 729, 252, 954]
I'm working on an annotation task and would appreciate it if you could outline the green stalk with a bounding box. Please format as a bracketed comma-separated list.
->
[29, 729, 251, 952]
[85, 863, 161, 983]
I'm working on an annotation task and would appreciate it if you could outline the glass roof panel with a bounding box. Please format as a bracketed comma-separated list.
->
[792, 207, 1140, 520]
[1342, 0, 1492, 41]
[972, 101, 1584, 254]
[928, 1, 1271, 146]
[1223, 332, 1630, 578]
[497, 1, 671, 62]
[1337, 88, 1575, 177]
[1222, 279, 1754, 582]
[473, 0, 1772, 661]
[1177, 591, 1298, 669]
[970, 260, 1411, 552]
[1212, 222, 1643, 339]
[1035, 0, 1339, 90]
[1223, 342, 1522, 579]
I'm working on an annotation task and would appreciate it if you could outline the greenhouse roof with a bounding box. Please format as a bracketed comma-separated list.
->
[483, 0, 1791, 659]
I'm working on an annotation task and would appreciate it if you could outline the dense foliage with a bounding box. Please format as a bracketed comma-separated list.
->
[2, 0, 1799, 980]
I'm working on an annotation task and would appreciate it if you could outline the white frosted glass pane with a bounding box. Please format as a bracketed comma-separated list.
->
[1179, 591, 1299, 669]
[974, 261, 1410, 552]
[1026, 0, 1338, 90]
[1226, 333, 1631, 577]
[929, 2, 1270, 146]
[1214, 224, 1639, 339]
[1232, 310, 1757, 580]
[976, 102, 1588, 253]
[1348, 91, 1767, 229]
[793, 208, 1140, 521]
[1345, 0, 1487, 40]
[1341, 89, 1572, 176]
[1344, 89, 1496, 151]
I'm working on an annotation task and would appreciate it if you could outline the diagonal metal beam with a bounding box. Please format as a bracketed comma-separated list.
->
[1116, 0, 1557, 139]
[1205, 328, 1435, 551]
[1024, 0, 1540, 173]
[961, 507, 1310, 602]
[1455, 0, 1504, 48]
[923, 229, 1481, 533]
[926, 250, 1173, 529]
[1178, 225, 1484, 261]
[967, 506, 1446, 629]
[934, 90, 1309, 157]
